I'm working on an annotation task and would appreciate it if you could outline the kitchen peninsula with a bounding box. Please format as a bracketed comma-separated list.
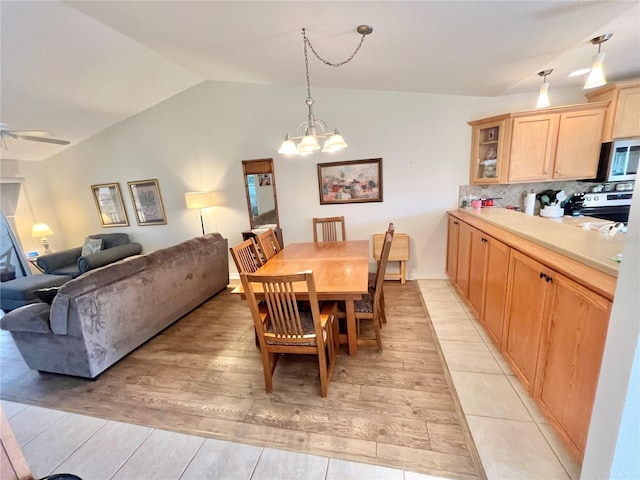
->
[447, 207, 624, 461]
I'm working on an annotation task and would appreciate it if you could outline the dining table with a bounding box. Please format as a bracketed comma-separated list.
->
[232, 240, 370, 355]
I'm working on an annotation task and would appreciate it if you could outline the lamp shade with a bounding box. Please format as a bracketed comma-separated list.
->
[32, 223, 53, 237]
[536, 83, 551, 109]
[584, 52, 607, 89]
[322, 132, 348, 153]
[278, 137, 297, 155]
[297, 135, 320, 153]
[185, 191, 215, 210]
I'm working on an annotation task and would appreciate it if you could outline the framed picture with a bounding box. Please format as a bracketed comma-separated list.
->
[127, 179, 167, 226]
[317, 158, 383, 205]
[90, 183, 129, 227]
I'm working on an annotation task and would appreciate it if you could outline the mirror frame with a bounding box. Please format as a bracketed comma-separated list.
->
[242, 158, 280, 229]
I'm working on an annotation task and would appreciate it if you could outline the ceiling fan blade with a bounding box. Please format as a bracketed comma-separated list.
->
[9, 130, 53, 137]
[16, 134, 70, 145]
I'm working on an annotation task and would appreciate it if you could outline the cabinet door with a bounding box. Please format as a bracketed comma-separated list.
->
[613, 86, 640, 139]
[446, 216, 460, 282]
[554, 108, 606, 179]
[467, 227, 487, 319]
[534, 273, 611, 460]
[508, 114, 559, 182]
[503, 250, 551, 391]
[455, 221, 472, 297]
[469, 118, 509, 184]
[481, 236, 510, 347]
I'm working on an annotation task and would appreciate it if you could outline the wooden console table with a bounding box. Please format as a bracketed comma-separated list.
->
[373, 233, 409, 284]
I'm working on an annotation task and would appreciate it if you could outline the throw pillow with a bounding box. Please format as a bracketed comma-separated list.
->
[34, 286, 60, 305]
[81, 238, 102, 257]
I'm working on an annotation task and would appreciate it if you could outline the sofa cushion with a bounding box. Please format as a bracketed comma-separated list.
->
[81, 238, 103, 256]
[34, 286, 60, 305]
[88, 233, 129, 249]
[0, 303, 52, 333]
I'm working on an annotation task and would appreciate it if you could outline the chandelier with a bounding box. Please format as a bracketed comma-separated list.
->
[278, 25, 373, 156]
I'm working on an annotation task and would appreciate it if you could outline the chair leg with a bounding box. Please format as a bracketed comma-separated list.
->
[260, 348, 275, 393]
[317, 339, 329, 398]
[380, 289, 387, 325]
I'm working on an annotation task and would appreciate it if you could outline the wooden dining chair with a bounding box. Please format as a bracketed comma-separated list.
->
[256, 228, 281, 262]
[369, 223, 395, 325]
[353, 230, 393, 352]
[230, 238, 264, 274]
[240, 270, 339, 397]
[313, 216, 346, 242]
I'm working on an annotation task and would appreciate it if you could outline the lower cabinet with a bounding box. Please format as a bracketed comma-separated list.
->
[503, 250, 551, 391]
[446, 212, 612, 461]
[533, 273, 611, 460]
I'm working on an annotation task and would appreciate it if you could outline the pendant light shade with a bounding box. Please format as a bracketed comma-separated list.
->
[584, 34, 612, 90]
[584, 52, 607, 89]
[535, 70, 552, 109]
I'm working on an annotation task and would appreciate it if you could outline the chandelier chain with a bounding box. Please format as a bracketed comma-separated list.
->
[301, 28, 369, 69]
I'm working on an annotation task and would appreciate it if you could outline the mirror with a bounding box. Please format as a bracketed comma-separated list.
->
[242, 158, 280, 229]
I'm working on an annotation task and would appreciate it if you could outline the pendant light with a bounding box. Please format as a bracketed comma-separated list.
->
[278, 26, 373, 156]
[535, 70, 553, 109]
[584, 34, 612, 90]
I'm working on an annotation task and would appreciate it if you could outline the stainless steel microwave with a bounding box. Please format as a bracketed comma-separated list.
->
[589, 138, 640, 182]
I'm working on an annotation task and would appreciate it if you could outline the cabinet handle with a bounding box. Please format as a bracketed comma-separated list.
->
[454, 221, 458, 225]
[539, 272, 553, 283]
[481, 238, 488, 243]
[556, 170, 560, 175]
[544, 169, 549, 175]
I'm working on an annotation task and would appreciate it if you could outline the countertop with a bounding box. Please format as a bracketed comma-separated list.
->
[450, 207, 625, 277]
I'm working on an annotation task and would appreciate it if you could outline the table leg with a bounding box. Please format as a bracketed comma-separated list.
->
[345, 299, 357, 355]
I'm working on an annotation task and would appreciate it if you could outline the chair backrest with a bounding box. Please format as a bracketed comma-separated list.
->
[255, 229, 281, 262]
[230, 238, 263, 274]
[241, 270, 323, 344]
[313, 216, 346, 242]
[372, 223, 395, 284]
[373, 231, 394, 309]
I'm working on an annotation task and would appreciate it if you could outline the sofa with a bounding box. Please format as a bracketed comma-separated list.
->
[36, 233, 142, 278]
[0, 233, 229, 378]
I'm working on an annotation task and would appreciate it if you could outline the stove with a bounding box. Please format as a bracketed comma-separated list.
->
[564, 192, 633, 224]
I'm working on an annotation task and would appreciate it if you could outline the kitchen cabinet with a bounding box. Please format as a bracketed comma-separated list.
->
[533, 273, 611, 460]
[454, 221, 472, 297]
[446, 209, 615, 461]
[468, 117, 511, 184]
[469, 103, 607, 184]
[502, 250, 551, 391]
[447, 214, 510, 346]
[446, 216, 459, 282]
[586, 79, 640, 141]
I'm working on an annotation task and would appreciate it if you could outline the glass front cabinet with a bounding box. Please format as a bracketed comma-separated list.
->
[468, 115, 511, 184]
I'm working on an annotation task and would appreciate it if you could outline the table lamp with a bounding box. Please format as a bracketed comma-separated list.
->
[32, 223, 53, 254]
[185, 191, 215, 235]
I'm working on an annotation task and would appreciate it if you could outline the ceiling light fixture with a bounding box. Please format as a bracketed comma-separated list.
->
[584, 33, 612, 90]
[535, 69, 553, 109]
[278, 25, 373, 156]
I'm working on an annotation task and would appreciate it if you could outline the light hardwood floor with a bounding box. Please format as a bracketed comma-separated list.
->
[0, 281, 484, 480]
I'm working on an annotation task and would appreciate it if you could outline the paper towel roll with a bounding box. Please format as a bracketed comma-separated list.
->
[525, 192, 536, 216]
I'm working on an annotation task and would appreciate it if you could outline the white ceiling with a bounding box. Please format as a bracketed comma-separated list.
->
[1, 0, 639, 162]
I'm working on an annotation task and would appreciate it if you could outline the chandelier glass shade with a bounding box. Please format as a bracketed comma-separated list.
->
[279, 26, 372, 156]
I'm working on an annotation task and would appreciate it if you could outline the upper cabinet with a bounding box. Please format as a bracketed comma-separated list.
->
[585, 79, 640, 141]
[469, 103, 608, 184]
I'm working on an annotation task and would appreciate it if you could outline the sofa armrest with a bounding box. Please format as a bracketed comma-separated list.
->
[77, 243, 142, 273]
[0, 303, 52, 334]
[37, 247, 82, 274]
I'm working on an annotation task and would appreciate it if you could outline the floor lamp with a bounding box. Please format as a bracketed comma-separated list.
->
[185, 192, 215, 235]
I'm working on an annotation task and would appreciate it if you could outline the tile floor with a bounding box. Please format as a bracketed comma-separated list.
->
[2, 279, 581, 480]
[418, 279, 581, 480]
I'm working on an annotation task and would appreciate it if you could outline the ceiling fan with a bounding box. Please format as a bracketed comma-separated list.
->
[0, 123, 70, 149]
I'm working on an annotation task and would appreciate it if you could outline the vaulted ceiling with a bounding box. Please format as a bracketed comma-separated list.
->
[1, 0, 639, 162]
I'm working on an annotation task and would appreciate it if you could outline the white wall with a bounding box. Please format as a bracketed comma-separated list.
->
[10, 80, 585, 276]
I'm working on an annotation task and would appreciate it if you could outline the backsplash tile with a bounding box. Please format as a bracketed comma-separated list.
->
[458, 181, 602, 215]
